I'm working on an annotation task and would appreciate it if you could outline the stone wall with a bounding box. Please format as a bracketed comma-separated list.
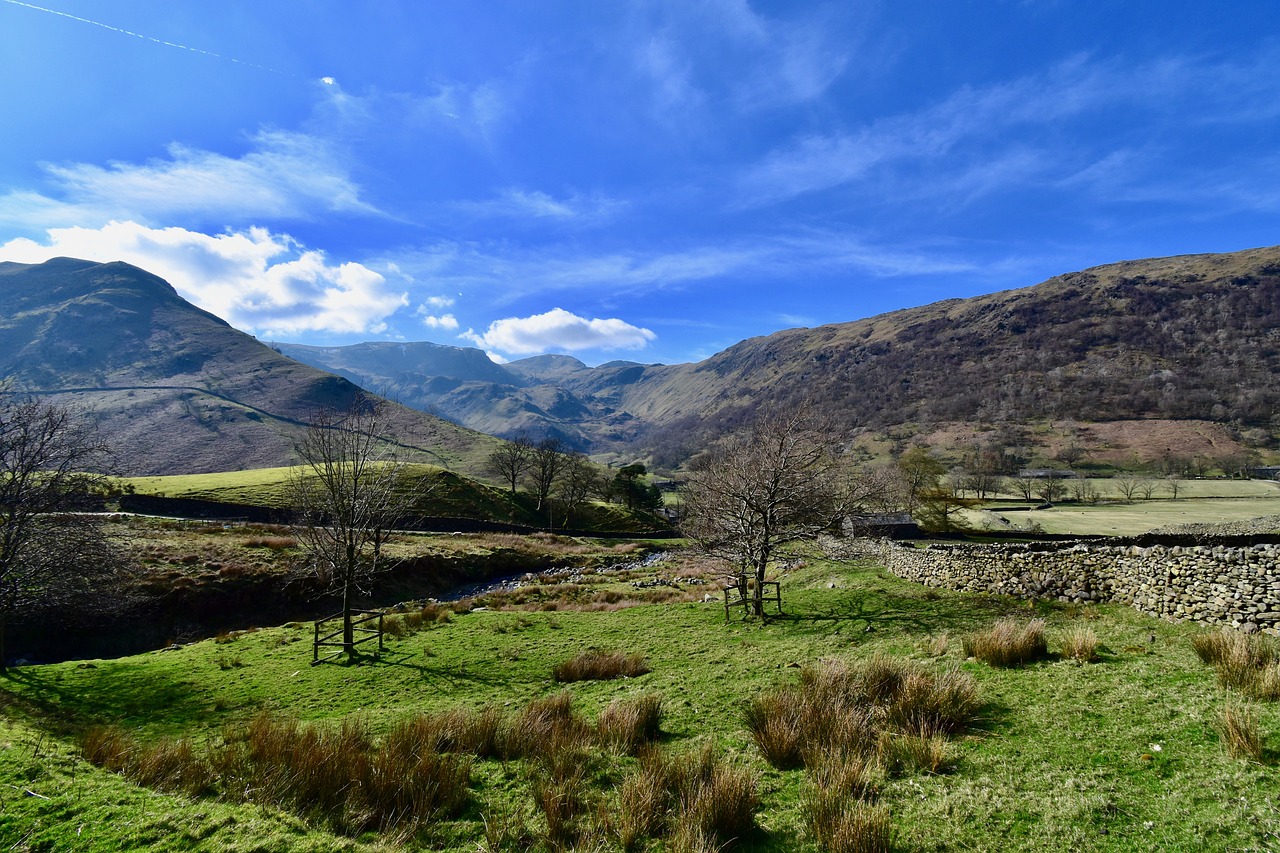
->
[879, 540, 1280, 635]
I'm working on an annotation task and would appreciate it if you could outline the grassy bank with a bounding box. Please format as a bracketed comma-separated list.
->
[2, 549, 1278, 851]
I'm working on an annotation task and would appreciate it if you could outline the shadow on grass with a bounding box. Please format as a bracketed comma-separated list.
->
[1, 664, 208, 734]
[760, 582, 1016, 638]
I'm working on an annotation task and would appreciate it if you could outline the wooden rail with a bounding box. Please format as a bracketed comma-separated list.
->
[723, 576, 782, 622]
[312, 609, 384, 664]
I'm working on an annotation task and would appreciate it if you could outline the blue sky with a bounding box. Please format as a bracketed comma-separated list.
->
[2, 1, 1279, 365]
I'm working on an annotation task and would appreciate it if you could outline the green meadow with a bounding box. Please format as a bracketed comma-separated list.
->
[2, 547, 1277, 852]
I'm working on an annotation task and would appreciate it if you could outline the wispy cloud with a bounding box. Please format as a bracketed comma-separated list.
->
[389, 230, 973, 306]
[630, 0, 854, 117]
[0, 130, 378, 232]
[461, 308, 656, 356]
[450, 188, 626, 224]
[0, 221, 406, 337]
[735, 48, 1280, 208]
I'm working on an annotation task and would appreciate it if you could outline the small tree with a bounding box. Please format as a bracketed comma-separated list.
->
[0, 396, 116, 671]
[486, 434, 533, 495]
[681, 406, 842, 617]
[609, 463, 664, 511]
[556, 452, 597, 526]
[289, 399, 428, 663]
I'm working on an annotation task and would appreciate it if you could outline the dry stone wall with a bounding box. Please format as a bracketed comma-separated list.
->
[880, 540, 1280, 635]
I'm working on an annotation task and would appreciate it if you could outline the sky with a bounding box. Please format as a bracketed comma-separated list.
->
[2, 1, 1279, 366]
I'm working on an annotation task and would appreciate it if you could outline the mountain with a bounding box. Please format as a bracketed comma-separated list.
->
[0, 258, 502, 475]
[276, 343, 656, 449]
[279, 246, 1280, 469]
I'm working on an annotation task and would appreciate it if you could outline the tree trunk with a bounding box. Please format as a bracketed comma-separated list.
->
[0, 610, 6, 673]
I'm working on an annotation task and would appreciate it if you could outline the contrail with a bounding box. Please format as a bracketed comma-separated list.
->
[1, 0, 295, 76]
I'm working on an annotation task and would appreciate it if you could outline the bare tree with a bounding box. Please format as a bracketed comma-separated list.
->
[0, 396, 116, 671]
[681, 406, 843, 617]
[556, 452, 597, 526]
[1112, 473, 1144, 502]
[289, 399, 428, 663]
[1165, 474, 1183, 500]
[486, 434, 533, 495]
[1035, 477, 1067, 504]
[528, 438, 564, 517]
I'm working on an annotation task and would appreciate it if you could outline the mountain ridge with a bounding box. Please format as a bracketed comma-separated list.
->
[0, 259, 503, 475]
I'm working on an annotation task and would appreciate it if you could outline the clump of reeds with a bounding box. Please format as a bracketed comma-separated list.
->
[1058, 626, 1100, 663]
[1192, 629, 1280, 700]
[553, 649, 651, 683]
[1215, 702, 1265, 762]
[963, 618, 1048, 668]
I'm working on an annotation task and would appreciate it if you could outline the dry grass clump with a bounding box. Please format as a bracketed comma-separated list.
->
[241, 535, 296, 550]
[746, 655, 980, 784]
[553, 649, 651, 683]
[598, 693, 664, 755]
[616, 744, 759, 850]
[1058, 626, 1100, 663]
[85, 710, 472, 837]
[82, 726, 211, 796]
[1192, 629, 1280, 700]
[963, 618, 1048, 668]
[1215, 702, 1265, 762]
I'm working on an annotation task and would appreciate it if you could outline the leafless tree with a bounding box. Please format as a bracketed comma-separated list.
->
[486, 434, 533, 495]
[0, 396, 116, 670]
[680, 405, 843, 617]
[1010, 473, 1037, 501]
[1035, 477, 1067, 504]
[528, 438, 564, 516]
[1112, 473, 1144, 502]
[288, 399, 429, 663]
[556, 452, 597, 526]
[1165, 474, 1183, 500]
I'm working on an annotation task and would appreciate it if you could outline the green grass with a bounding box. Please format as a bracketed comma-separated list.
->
[3, 551, 1279, 851]
[120, 464, 669, 533]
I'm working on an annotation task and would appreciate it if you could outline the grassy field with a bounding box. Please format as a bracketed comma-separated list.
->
[965, 478, 1280, 536]
[2, 546, 1277, 852]
[120, 465, 668, 533]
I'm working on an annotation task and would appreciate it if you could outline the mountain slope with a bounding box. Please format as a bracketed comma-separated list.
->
[623, 245, 1280, 432]
[0, 258, 502, 475]
[275, 246, 1280, 467]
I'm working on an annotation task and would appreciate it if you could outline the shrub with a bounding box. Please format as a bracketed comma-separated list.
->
[1216, 703, 1264, 762]
[553, 649, 651, 683]
[598, 693, 663, 755]
[963, 618, 1048, 668]
[1058, 626, 1099, 663]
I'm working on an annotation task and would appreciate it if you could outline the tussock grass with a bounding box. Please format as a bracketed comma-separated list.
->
[963, 618, 1049, 668]
[598, 693, 664, 755]
[1058, 626, 1100, 663]
[1216, 703, 1265, 762]
[616, 744, 759, 850]
[1192, 629, 1280, 700]
[553, 649, 651, 682]
[806, 793, 893, 853]
[86, 710, 472, 837]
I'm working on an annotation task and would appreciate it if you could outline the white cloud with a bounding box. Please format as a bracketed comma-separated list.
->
[0, 130, 377, 232]
[422, 313, 459, 330]
[0, 221, 407, 337]
[461, 308, 656, 356]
